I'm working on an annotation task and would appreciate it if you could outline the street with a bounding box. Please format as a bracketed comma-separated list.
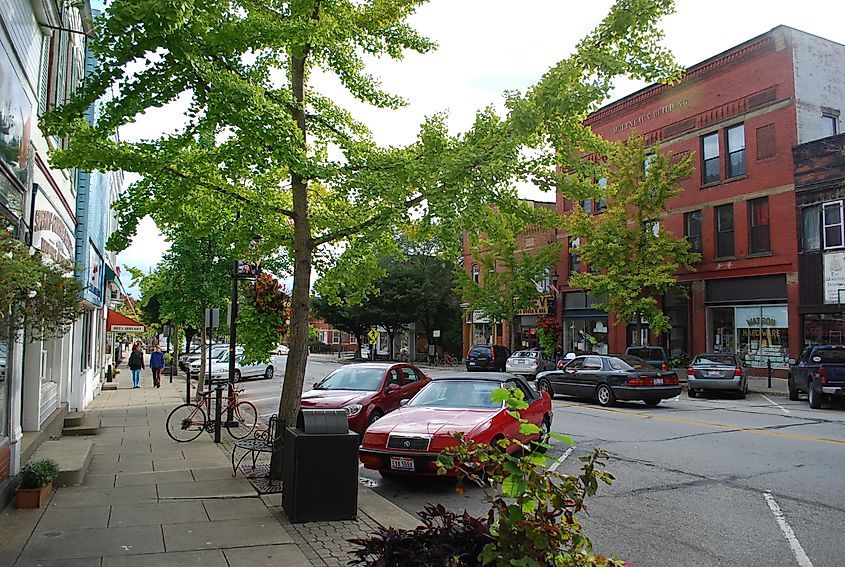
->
[237, 356, 845, 567]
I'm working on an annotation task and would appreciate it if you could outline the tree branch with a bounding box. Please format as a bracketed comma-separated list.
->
[311, 193, 425, 247]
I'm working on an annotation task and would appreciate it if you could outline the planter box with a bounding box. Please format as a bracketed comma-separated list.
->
[15, 483, 53, 509]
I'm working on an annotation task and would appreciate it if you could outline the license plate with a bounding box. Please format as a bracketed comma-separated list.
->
[707, 371, 721, 377]
[468, 362, 476, 366]
[654, 378, 663, 385]
[390, 457, 414, 471]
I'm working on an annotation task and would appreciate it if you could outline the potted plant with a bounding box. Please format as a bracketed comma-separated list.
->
[15, 458, 59, 509]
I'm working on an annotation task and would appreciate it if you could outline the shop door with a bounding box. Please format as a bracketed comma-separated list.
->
[710, 308, 735, 353]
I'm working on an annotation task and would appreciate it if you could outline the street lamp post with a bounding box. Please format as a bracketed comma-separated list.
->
[551, 271, 560, 350]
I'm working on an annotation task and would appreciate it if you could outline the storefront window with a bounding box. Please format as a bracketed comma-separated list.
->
[735, 306, 789, 369]
[473, 323, 490, 344]
[0, 331, 7, 440]
[710, 307, 735, 354]
[803, 313, 845, 347]
[563, 319, 608, 355]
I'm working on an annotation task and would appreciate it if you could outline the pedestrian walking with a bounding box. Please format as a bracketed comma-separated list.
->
[150, 345, 165, 388]
[128, 343, 145, 388]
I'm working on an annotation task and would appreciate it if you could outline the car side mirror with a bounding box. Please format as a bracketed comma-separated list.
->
[313, 382, 320, 389]
[787, 358, 796, 366]
[387, 383, 400, 392]
[399, 399, 409, 407]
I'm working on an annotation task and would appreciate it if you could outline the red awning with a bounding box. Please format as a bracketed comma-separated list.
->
[106, 309, 146, 333]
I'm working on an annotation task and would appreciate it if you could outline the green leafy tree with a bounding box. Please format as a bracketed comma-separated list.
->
[44, 0, 683, 478]
[459, 214, 562, 352]
[565, 134, 700, 343]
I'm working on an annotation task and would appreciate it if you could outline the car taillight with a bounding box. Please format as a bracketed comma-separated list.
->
[661, 362, 668, 371]
[820, 367, 827, 385]
[734, 367, 742, 377]
[490, 349, 495, 361]
[686, 367, 694, 378]
[531, 359, 538, 366]
[627, 376, 653, 386]
[664, 375, 679, 385]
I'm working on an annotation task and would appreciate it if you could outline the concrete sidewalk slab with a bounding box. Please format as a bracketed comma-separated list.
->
[224, 544, 313, 567]
[18, 525, 165, 561]
[49, 485, 159, 507]
[101, 549, 228, 567]
[162, 517, 293, 552]
[156, 478, 255, 499]
[202, 497, 272, 521]
[109, 501, 207, 527]
[114, 469, 194, 487]
[37, 505, 110, 530]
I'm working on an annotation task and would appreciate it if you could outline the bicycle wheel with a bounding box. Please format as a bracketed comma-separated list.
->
[166, 403, 206, 442]
[226, 401, 258, 439]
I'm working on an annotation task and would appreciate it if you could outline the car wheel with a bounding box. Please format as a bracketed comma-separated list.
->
[644, 399, 660, 407]
[368, 410, 383, 425]
[788, 376, 799, 401]
[596, 384, 615, 407]
[808, 384, 823, 409]
[531, 417, 551, 454]
[264, 365, 274, 380]
[537, 379, 554, 399]
[233, 370, 241, 383]
[736, 389, 746, 400]
[687, 388, 697, 398]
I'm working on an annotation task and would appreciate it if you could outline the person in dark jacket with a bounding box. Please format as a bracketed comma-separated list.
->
[128, 344, 145, 388]
[150, 345, 165, 388]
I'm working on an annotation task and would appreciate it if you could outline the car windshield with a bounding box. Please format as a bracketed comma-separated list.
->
[316, 367, 384, 391]
[694, 355, 737, 366]
[470, 346, 491, 356]
[512, 351, 538, 359]
[409, 380, 502, 409]
[608, 356, 654, 371]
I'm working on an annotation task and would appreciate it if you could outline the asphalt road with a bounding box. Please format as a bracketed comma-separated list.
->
[235, 356, 845, 566]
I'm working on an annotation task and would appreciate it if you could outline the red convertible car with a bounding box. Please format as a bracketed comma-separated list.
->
[359, 373, 553, 477]
[300, 363, 430, 435]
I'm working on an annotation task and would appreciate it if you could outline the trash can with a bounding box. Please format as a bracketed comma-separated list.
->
[282, 408, 359, 523]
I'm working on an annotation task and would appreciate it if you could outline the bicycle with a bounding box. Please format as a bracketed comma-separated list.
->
[442, 352, 459, 367]
[165, 382, 258, 442]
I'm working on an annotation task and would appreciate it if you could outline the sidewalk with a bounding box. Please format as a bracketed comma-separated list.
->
[0, 368, 419, 567]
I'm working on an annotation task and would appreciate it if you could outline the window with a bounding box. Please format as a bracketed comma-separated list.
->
[684, 210, 702, 252]
[332, 330, 340, 344]
[801, 205, 821, 252]
[582, 198, 593, 214]
[80, 310, 92, 371]
[823, 201, 844, 249]
[644, 154, 655, 171]
[471, 263, 479, 283]
[822, 110, 839, 137]
[402, 367, 420, 384]
[715, 204, 734, 258]
[726, 124, 745, 178]
[569, 238, 580, 275]
[748, 197, 770, 254]
[701, 132, 720, 184]
[596, 178, 608, 211]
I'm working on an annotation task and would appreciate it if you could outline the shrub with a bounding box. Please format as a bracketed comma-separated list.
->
[19, 459, 59, 489]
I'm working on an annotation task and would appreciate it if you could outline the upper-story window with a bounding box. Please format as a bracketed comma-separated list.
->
[684, 210, 702, 253]
[596, 178, 608, 211]
[801, 205, 821, 252]
[701, 132, 720, 185]
[748, 197, 770, 254]
[582, 198, 593, 214]
[823, 201, 844, 249]
[726, 124, 746, 178]
[569, 238, 581, 276]
[715, 204, 734, 258]
[471, 263, 480, 284]
[822, 112, 839, 137]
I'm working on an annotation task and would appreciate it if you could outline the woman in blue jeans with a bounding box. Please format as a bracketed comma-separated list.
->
[128, 343, 145, 388]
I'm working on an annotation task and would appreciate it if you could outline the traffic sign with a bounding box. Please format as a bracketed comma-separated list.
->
[367, 328, 379, 344]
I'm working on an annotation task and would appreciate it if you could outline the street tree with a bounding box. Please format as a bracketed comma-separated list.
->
[310, 294, 373, 358]
[44, 0, 683, 477]
[458, 213, 562, 352]
[564, 134, 700, 343]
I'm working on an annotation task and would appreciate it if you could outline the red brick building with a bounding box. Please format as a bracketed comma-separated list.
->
[461, 26, 845, 374]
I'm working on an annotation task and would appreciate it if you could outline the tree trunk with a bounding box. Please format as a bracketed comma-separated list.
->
[271, 49, 312, 481]
[199, 326, 206, 386]
[387, 329, 396, 360]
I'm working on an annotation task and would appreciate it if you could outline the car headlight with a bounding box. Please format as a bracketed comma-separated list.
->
[345, 404, 363, 417]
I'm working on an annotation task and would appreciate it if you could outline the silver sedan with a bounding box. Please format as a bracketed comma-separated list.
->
[687, 353, 748, 398]
[505, 350, 555, 380]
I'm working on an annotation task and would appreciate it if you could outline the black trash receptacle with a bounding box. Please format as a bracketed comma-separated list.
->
[282, 408, 359, 523]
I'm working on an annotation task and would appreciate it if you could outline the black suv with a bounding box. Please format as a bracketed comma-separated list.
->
[466, 344, 510, 372]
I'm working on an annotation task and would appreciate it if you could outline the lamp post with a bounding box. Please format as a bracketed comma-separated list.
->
[550, 271, 560, 350]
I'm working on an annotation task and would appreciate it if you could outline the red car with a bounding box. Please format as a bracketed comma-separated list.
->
[359, 373, 553, 477]
[300, 363, 430, 435]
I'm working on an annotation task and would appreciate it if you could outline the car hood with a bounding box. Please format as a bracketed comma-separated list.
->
[300, 390, 373, 407]
[367, 406, 499, 437]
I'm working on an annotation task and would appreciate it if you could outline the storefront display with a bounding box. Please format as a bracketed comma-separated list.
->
[563, 318, 608, 354]
[802, 313, 845, 347]
[708, 305, 789, 369]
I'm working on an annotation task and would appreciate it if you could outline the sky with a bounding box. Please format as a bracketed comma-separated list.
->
[114, 0, 845, 292]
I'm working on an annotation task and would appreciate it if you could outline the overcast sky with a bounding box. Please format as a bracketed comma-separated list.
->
[114, 0, 845, 290]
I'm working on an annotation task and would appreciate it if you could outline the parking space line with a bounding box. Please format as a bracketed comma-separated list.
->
[548, 446, 575, 472]
[764, 491, 813, 567]
[762, 395, 791, 414]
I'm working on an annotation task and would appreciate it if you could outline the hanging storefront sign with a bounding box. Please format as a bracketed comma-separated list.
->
[515, 295, 551, 316]
[472, 310, 490, 324]
[823, 251, 845, 304]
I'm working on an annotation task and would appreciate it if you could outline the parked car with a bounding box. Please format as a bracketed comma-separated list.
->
[178, 345, 202, 371]
[465, 344, 510, 372]
[505, 350, 555, 379]
[624, 346, 670, 371]
[687, 353, 748, 398]
[359, 373, 552, 477]
[199, 351, 274, 382]
[273, 344, 290, 355]
[300, 363, 430, 435]
[536, 354, 681, 407]
[787, 344, 845, 409]
[186, 345, 239, 377]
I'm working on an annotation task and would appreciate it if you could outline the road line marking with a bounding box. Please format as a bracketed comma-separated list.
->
[548, 446, 575, 472]
[553, 402, 845, 447]
[764, 491, 813, 567]
[762, 395, 791, 414]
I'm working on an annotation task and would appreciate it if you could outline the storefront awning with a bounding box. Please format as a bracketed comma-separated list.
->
[106, 309, 145, 333]
[104, 264, 126, 295]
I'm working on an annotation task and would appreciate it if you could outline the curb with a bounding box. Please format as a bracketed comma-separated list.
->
[357, 486, 420, 531]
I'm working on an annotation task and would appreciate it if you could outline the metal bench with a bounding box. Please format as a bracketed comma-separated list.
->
[231, 415, 279, 476]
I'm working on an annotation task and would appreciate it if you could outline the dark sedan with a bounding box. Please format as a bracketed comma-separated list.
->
[687, 353, 748, 398]
[536, 354, 681, 407]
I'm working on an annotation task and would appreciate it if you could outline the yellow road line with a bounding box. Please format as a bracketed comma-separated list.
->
[554, 401, 845, 447]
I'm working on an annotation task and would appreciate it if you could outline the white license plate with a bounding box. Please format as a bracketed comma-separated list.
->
[654, 378, 663, 385]
[468, 362, 476, 366]
[707, 371, 722, 377]
[390, 457, 414, 471]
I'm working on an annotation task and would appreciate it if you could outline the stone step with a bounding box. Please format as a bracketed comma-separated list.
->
[64, 412, 85, 428]
[62, 416, 101, 436]
[102, 381, 119, 391]
[28, 438, 93, 487]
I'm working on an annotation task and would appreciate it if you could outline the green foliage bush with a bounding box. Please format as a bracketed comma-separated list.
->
[19, 459, 59, 489]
